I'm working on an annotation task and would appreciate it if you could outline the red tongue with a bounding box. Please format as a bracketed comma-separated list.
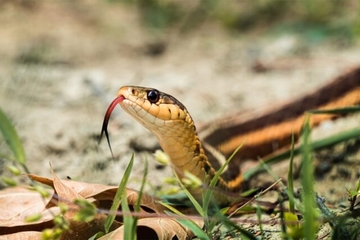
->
[99, 95, 125, 159]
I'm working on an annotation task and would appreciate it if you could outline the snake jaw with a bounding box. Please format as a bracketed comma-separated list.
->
[99, 95, 125, 159]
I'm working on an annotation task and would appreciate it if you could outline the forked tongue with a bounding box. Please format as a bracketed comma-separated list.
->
[99, 95, 125, 159]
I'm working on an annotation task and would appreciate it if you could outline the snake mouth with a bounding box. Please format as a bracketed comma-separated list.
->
[99, 95, 125, 158]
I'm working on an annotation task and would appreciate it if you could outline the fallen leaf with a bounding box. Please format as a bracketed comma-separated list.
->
[29, 173, 166, 215]
[1, 231, 42, 240]
[99, 217, 202, 240]
[2, 172, 204, 239]
[0, 186, 57, 236]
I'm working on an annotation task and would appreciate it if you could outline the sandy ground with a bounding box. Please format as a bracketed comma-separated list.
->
[1, 2, 360, 228]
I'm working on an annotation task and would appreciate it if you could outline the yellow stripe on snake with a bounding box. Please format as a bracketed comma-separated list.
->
[101, 67, 360, 205]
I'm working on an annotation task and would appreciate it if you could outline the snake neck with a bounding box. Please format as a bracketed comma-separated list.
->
[153, 117, 236, 202]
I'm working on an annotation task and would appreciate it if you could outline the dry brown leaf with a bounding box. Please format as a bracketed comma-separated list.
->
[136, 217, 202, 240]
[1, 231, 42, 240]
[123, 189, 166, 215]
[28, 174, 54, 188]
[0, 186, 52, 227]
[59, 213, 121, 240]
[99, 217, 202, 240]
[0, 186, 57, 236]
[29, 172, 116, 239]
[51, 168, 83, 204]
[2, 173, 202, 239]
[50, 169, 122, 239]
[29, 174, 119, 199]
[29, 173, 166, 215]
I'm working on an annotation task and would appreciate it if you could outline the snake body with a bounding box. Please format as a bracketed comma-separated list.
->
[200, 67, 360, 162]
[101, 67, 360, 205]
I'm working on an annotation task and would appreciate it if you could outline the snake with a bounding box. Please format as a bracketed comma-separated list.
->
[101, 86, 233, 203]
[101, 67, 360, 205]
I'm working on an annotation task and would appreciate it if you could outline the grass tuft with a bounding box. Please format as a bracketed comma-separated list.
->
[0, 107, 28, 172]
[104, 153, 134, 233]
[301, 114, 317, 239]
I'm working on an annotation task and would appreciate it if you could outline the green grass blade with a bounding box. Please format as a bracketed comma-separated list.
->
[104, 153, 134, 233]
[161, 201, 210, 239]
[0, 107, 27, 167]
[287, 132, 295, 213]
[244, 127, 360, 180]
[173, 172, 204, 216]
[132, 158, 148, 234]
[209, 142, 245, 188]
[219, 215, 257, 240]
[301, 115, 316, 239]
[176, 217, 210, 240]
[198, 142, 245, 233]
[135, 159, 148, 206]
[161, 203, 187, 217]
[256, 203, 264, 238]
[308, 106, 360, 114]
[203, 142, 245, 208]
[122, 188, 135, 240]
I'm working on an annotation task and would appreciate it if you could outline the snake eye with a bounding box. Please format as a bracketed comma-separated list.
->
[147, 90, 160, 103]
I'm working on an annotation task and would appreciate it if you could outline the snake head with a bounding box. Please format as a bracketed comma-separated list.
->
[116, 86, 189, 126]
[100, 86, 192, 159]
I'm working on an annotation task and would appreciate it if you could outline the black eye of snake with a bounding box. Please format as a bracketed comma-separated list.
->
[147, 90, 160, 103]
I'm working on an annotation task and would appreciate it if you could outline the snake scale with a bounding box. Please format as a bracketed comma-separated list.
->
[101, 67, 360, 204]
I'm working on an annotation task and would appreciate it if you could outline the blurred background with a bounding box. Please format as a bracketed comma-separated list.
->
[0, 0, 359, 194]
